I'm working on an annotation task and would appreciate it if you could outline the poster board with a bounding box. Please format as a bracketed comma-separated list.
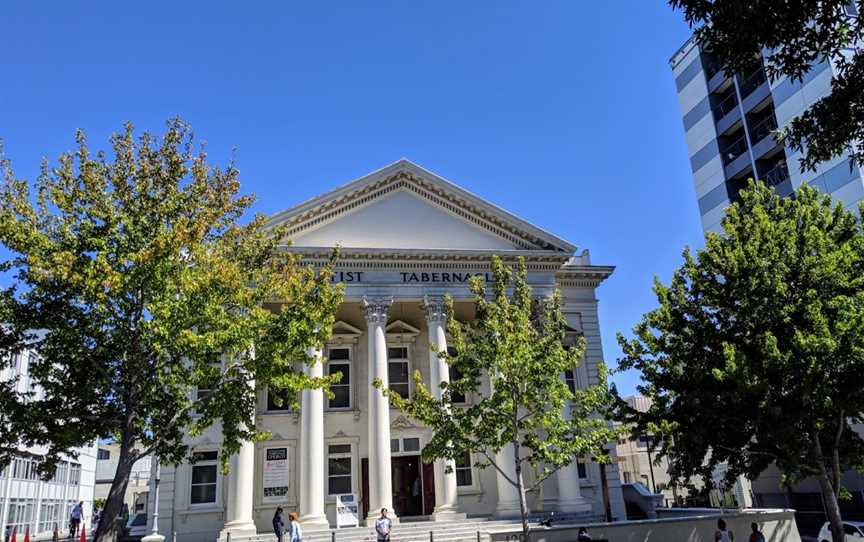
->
[263, 447, 289, 502]
[335, 494, 359, 528]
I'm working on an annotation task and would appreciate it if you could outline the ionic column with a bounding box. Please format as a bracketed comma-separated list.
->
[362, 296, 397, 522]
[220, 373, 257, 540]
[422, 296, 459, 520]
[300, 346, 328, 527]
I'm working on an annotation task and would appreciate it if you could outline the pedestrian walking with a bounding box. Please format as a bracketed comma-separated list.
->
[68, 501, 84, 539]
[715, 518, 734, 542]
[748, 522, 764, 542]
[287, 512, 303, 542]
[272, 507, 286, 542]
[375, 508, 392, 542]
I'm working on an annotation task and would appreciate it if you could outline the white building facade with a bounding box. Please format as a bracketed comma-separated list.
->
[151, 160, 626, 542]
[0, 349, 98, 540]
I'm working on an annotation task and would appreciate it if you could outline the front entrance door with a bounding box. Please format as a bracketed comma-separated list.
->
[392, 455, 423, 517]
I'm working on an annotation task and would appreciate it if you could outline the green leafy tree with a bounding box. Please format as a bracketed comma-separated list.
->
[670, 0, 864, 171]
[617, 182, 864, 542]
[376, 256, 619, 540]
[0, 119, 343, 542]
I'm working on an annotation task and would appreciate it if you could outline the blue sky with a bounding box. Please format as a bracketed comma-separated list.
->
[0, 1, 702, 395]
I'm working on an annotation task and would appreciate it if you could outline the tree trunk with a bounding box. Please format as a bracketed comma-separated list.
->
[95, 432, 138, 542]
[811, 434, 844, 542]
[513, 441, 529, 542]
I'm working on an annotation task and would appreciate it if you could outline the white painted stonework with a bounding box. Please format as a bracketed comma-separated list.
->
[151, 160, 627, 542]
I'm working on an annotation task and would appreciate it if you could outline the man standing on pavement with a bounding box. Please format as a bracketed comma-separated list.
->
[69, 501, 84, 539]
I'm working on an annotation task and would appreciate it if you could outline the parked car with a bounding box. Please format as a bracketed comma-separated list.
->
[818, 520, 864, 541]
[120, 513, 148, 542]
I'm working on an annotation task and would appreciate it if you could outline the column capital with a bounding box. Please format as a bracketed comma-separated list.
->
[422, 295, 447, 324]
[362, 295, 393, 325]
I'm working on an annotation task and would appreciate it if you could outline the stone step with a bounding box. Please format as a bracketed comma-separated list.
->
[224, 515, 603, 542]
[228, 519, 528, 542]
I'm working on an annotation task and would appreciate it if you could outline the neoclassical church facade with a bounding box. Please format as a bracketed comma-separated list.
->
[151, 160, 626, 541]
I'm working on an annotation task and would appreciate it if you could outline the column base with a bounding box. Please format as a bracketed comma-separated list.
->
[556, 498, 592, 515]
[299, 513, 330, 529]
[494, 501, 523, 519]
[219, 521, 257, 541]
[431, 507, 466, 521]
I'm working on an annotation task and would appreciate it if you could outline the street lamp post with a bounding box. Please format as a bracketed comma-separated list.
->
[141, 460, 164, 542]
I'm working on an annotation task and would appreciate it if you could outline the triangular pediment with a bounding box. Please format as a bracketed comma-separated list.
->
[267, 159, 575, 254]
[385, 320, 421, 336]
[332, 321, 363, 335]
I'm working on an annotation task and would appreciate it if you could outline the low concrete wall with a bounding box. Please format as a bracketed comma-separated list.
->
[485, 509, 800, 542]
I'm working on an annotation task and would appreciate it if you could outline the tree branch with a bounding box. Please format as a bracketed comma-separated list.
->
[480, 449, 518, 488]
[137, 361, 250, 458]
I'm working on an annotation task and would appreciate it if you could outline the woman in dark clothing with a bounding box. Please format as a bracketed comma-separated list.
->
[272, 507, 286, 542]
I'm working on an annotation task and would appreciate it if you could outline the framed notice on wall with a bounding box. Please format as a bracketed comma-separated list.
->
[263, 447, 290, 502]
[335, 494, 358, 528]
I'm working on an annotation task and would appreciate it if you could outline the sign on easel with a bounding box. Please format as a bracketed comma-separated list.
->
[335, 494, 359, 528]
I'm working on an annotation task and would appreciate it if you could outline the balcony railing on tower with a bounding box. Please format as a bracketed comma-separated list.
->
[748, 115, 779, 143]
[761, 161, 791, 187]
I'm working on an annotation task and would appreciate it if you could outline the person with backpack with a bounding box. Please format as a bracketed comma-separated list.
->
[272, 507, 286, 542]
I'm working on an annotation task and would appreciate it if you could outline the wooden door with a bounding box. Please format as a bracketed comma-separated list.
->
[362, 458, 369, 520]
[422, 461, 435, 515]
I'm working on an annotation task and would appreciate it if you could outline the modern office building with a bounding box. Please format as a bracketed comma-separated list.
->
[670, 26, 864, 233]
[150, 159, 626, 542]
[0, 349, 97, 540]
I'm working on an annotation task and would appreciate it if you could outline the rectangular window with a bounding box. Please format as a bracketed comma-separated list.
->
[455, 451, 473, 487]
[387, 347, 410, 399]
[70, 464, 81, 485]
[267, 387, 293, 411]
[327, 444, 352, 496]
[403, 438, 420, 453]
[195, 360, 222, 412]
[564, 368, 577, 394]
[577, 461, 587, 479]
[97, 449, 111, 460]
[390, 439, 399, 453]
[449, 365, 466, 404]
[327, 348, 351, 409]
[190, 451, 218, 505]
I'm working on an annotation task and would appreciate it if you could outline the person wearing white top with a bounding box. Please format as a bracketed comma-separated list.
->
[715, 518, 734, 542]
[287, 512, 303, 542]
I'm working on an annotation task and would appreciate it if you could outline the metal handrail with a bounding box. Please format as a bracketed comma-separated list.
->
[712, 93, 738, 120]
[722, 135, 749, 162]
[739, 68, 767, 97]
[761, 162, 790, 187]
[749, 115, 778, 142]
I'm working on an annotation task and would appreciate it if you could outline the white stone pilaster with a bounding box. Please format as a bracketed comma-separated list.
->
[220, 373, 257, 540]
[300, 346, 328, 527]
[422, 296, 460, 520]
[362, 296, 397, 522]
